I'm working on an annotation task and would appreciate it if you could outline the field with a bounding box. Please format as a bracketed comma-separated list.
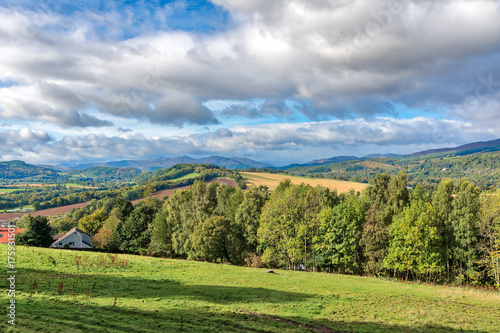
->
[0, 188, 27, 193]
[0, 246, 499, 333]
[174, 172, 201, 181]
[241, 172, 369, 193]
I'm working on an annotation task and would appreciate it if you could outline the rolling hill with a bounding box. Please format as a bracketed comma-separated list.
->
[410, 138, 500, 156]
[1, 246, 498, 333]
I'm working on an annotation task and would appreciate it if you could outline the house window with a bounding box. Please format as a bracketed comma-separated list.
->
[69, 242, 74, 245]
[59, 243, 62, 246]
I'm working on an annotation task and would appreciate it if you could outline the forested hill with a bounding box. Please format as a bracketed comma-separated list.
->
[284, 151, 500, 190]
[0, 160, 60, 180]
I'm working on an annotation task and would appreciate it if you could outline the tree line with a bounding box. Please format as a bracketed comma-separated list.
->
[18, 170, 500, 287]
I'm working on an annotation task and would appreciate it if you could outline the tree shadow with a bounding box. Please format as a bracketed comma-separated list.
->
[7, 297, 490, 333]
[10, 267, 314, 305]
[2, 268, 494, 333]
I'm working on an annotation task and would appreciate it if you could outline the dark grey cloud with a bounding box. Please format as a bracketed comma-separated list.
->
[1, 1, 500, 164]
[117, 127, 132, 133]
[221, 100, 295, 119]
[2, 1, 499, 126]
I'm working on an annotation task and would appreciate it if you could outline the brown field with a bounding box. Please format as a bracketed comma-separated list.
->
[0, 178, 237, 220]
[0, 202, 89, 220]
[1, 183, 97, 189]
[241, 172, 369, 193]
[356, 160, 397, 170]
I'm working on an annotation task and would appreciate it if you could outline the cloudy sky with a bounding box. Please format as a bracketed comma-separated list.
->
[1, 0, 500, 166]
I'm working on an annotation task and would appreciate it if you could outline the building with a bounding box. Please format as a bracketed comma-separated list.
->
[0, 228, 25, 243]
[50, 228, 92, 249]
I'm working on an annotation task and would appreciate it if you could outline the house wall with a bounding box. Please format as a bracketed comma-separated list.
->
[54, 231, 91, 248]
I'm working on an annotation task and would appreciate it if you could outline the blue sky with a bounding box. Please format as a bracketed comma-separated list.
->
[1, 0, 500, 166]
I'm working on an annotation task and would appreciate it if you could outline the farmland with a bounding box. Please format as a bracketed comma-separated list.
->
[241, 172, 369, 193]
[0, 246, 498, 333]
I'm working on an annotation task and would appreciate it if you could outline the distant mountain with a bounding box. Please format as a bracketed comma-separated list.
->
[279, 154, 401, 170]
[411, 138, 500, 156]
[306, 156, 359, 165]
[63, 156, 273, 171]
[363, 153, 401, 159]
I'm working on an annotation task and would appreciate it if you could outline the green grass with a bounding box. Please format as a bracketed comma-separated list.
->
[0, 188, 26, 193]
[1, 246, 499, 332]
[173, 172, 201, 181]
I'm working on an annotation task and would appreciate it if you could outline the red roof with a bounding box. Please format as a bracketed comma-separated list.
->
[0, 228, 25, 243]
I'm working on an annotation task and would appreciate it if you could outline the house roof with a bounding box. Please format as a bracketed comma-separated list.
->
[50, 227, 92, 248]
[0, 228, 25, 243]
[52, 233, 66, 241]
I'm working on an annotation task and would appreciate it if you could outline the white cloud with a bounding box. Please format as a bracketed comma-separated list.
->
[0, 1, 499, 129]
[0, 1, 500, 163]
[1, 117, 496, 165]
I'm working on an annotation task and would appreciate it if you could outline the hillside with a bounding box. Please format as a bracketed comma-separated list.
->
[0, 160, 61, 180]
[69, 166, 142, 182]
[1, 246, 498, 333]
[285, 151, 500, 189]
[411, 138, 500, 156]
[241, 172, 369, 193]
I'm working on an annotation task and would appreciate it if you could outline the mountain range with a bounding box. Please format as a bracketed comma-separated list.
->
[59, 156, 273, 171]
[1, 138, 500, 180]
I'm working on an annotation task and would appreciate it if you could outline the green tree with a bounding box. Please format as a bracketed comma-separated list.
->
[451, 179, 481, 282]
[388, 169, 409, 216]
[315, 191, 366, 274]
[432, 179, 454, 277]
[119, 198, 160, 253]
[235, 186, 269, 252]
[150, 202, 173, 256]
[385, 200, 442, 281]
[366, 173, 391, 207]
[191, 216, 233, 263]
[477, 192, 500, 286]
[92, 208, 122, 250]
[17, 215, 53, 247]
[258, 183, 322, 270]
[360, 204, 390, 275]
[78, 208, 108, 235]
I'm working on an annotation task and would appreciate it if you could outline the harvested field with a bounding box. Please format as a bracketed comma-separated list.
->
[356, 161, 397, 170]
[241, 172, 369, 193]
[0, 178, 238, 220]
[0, 202, 89, 220]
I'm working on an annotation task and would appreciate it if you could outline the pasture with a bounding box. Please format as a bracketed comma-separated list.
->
[241, 172, 369, 193]
[1, 246, 498, 333]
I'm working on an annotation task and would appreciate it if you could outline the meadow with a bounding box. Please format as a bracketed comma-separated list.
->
[1, 246, 498, 333]
[241, 172, 369, 193]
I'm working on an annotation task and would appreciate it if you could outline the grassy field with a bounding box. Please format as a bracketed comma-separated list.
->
[241, 172, 369, 193]
[0, 188, 26, 193]
[1, 246, 498, 333]
[174, 172, 201, 181]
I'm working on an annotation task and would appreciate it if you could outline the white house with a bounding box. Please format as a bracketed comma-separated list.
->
[50, 228, 92, 249]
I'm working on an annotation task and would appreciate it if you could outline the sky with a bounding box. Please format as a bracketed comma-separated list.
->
[1, 0, 500, 166]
